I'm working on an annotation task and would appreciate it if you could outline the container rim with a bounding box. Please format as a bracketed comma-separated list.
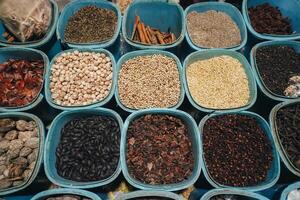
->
[116, 190, 184, 200]
[122, 0, 185, 50]
[183, 49, 257, 113]
[120, 108, 201, 191]
[280, 181, 300, 200]
[0, 112, 45, 196]
[44, 107, 123, 188]
[200, 188, 270, 200]
[198, 111, 280, 191]
[0, 0, 59, 48]
[44, 48, 116, 110]
[56, 0, 122, 49]
[269, 100, 300, 177]
[0, 47, 49, 112]
[242, 0, 300, 41]
[184, 2, 247, 51]
[31, 188, 102, 200]
[115, 49, 185, 113]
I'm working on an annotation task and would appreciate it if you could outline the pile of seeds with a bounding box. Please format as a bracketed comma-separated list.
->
[248, 3, 293, 35]
[46, 195, 90, 200]
[64, 6, 117, 43]
[187, 11, 241, 48]
[56, 115, 120, 182]
[50, 51, 113, 106]
[118, 54, 181, 109]
[126, 114, 194, 185]
[0, 118, 39, 189]
[0, 59, 44, 107]
[276, 103, 300, 170]
[115, 0, 132, 14]
[186, 55, 250, 109]
[203, 114, 273, 187]
[255, 46, 300, 97]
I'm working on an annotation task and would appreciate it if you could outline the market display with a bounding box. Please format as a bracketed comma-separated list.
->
[49, 51, 113, 106]
[0, 118, 39, 189]
[255, 46, 300, 97]
[64, 6, 117, 43]
[118, 54, 181, 109]
[1, 0, 300, 198]
[187, 10, 241, 48]
[0, 59, 44, 107]
[56, 115, 120, 182]
[186, 55, 250, 109]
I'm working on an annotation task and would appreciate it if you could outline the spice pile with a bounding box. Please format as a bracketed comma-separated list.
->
[288, 189, 300, 200]
[0, 59, 44, 107]
[126, 114, 194, 185]
[50, 51, 113, 106]
[255, 46, 300, 97]
[115, 0, 132, 15]
[118, 54, 181, 109]
[46, 195, 91, 200]
[131, 16, 177, 45]
[248, 3, 293, 35]
[276, 103, 300, 170]
[203, 114, 273, 187]
[186, 55, 250, 109]
[0, 118, 39, 189]
[56, 115, 120, 182]
[187, 11, 241, 48]
[64, 6, 117, 43]
[210, 195, 252, 200]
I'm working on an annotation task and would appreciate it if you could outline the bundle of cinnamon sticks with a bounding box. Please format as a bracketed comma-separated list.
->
[131, 15, 177, 45]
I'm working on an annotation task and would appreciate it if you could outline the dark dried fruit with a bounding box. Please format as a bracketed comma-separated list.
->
[276, 103, 300, 170]
[126, 114, 194, 185]
[203, 114, 273, 187]
[210, 195, 257, 200]
[0, 59, 44, 107]
[56, 115, 120, 182]
[248, 3, 293, 35]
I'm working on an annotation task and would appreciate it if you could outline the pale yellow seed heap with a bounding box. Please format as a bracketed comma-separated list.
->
[118, 54, 181, 109]
[186, 55, 250, 109]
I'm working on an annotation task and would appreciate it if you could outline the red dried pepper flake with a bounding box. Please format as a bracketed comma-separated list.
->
[0, 59, 44, 107]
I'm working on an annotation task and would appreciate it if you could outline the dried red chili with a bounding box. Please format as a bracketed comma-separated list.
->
[0, 59, 44, 107]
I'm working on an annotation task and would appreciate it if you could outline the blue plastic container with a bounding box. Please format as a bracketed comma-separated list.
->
[183, 50, 257, 113]
[116, 190, 183, 200]
[200, 188, 270, 200]
[57, 0, 121, 49]
[280, 181, 300, 200]
[31, 188, 102, 200]
[0, 0, 58, 49]
[44, 48, 116, 110]
[120, 108, 201, 191]
[199, 111, 280, 191]
[270, 100, 300, 177]
[115, 50, 185, 112]
[0, 47, 49, 112]
[0, 112, 45, 196]
[44, 108, 123, 188]
[242, 0, 300, 41]
[185, 2, 247, 51]
[122, 0, 185, 50]
[250, 41, 300, 102]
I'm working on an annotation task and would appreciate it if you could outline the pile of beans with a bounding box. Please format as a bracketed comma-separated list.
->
[186, 55, 250, 109]
[50, 51, 113, 106]
[187, 10, 241, 48]
[118, 54, 181, 109]
[255, 46, 300, 97]
[276, 103, 300, 170]
[46, 195, 90, 200]
[248, 3, 293, 35]
[126, 114, 194, 185]
[64, 6, 117, 43]
[0, 59, 44, 107]
[0, 118, 39, 189]
[56, 115, 120, 182]
[203, 114, 273, 187]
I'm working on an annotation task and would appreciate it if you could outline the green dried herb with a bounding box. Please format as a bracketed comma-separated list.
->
[64, 6, 117, 43]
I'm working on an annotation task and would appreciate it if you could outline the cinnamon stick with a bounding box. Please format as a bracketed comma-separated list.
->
[131, 15, 140, 40]
[154, 31, 165, 44]
[137, 22, 146, 43]
[171, 33, 176, 43]
[141, 22, 151, 44]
